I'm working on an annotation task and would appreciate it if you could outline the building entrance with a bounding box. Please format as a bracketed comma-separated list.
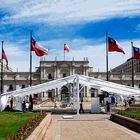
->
[61, 86, 69, 106]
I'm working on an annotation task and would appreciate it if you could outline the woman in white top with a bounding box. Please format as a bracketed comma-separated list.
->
[25, 102, 29, 112]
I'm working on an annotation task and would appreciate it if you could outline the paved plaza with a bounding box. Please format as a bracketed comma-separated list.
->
[43, 114, 140, 140]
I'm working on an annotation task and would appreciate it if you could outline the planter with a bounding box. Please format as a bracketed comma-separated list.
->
[26, 113, 52, 140]
[110, 113, 140, 133]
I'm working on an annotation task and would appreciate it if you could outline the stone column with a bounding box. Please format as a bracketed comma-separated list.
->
[44, 69, 47, 79]
[57, 68, 60, 79]
[54, 66, 56, 79]
[97, 88, 101, 97]
[16, 85, 20, 90]
[73, 67, 75, 75]
[86, 86, 90, 101]
[57, 87, 61, 101]
[56, 88, 58, 97]
[41, 67, 44, 79]
[3, 85, 8, 93]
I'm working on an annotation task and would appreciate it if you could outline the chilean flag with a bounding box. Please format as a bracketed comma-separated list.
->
[108, 37, 125, 54]
[132, 46, 140, 59]
[31, 37, 48, 57]
[2, 47, 8, 70]
[64, 43, 70, 52]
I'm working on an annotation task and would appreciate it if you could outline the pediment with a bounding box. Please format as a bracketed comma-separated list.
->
[59, 63, 69, 67]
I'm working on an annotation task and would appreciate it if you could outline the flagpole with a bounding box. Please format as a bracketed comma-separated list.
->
[106, 31, 109, 81]
[30, 30, 32, 86]
[64, 49, 65, 61]
[1, 41, 4, 94]
[131, 42, 134, 87]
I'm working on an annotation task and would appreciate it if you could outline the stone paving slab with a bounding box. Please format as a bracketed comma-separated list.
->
[44, 114, 140, 140]
[43, 118, 56, 140]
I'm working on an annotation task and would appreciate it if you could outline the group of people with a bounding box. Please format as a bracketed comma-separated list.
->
[9, 95, 34, 112]
[22, 101, 30, 112]
[123, 96, 135, 107]
[22, 95, 33, 112]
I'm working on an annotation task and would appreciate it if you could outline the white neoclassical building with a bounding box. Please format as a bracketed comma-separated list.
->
[1, 59, 140, 101]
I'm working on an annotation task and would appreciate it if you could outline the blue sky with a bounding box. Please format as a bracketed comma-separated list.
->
[0, 0, 140, 72]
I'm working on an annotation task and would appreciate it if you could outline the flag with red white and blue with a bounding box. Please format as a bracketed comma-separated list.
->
[2, 47, 8, 70]
[132, 46, 140, 59]
[108, 37, 125, 54]
[31, 37, 48, 57]
[64, 43, 70, 52]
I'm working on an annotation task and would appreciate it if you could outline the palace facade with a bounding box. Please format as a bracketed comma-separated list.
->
[1, 59, 140, 101]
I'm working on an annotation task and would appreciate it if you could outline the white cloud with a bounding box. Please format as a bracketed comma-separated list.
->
[1, 42, 39, 72]
[1, 0, 140, 25]
[2, 37, 140, 72]
[37, 38, 140, 72]
[1, 0, 140, 72]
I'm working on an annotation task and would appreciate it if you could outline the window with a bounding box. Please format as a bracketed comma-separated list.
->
[85, 92, 87, 97]
[48, 91, 52, 98]
[85, 86, 87, 97]
[9, 84, 13, 90]
[34, 94, 38, 98]
[91, 93, 95, 97]
[48, 73, 52, 79]
[42, 92, 45, 97]
[63, 73, 66, 77]
[22, 85, 25, 88]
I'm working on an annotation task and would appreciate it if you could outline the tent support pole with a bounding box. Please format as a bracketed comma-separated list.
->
[76, 75, 80, 115]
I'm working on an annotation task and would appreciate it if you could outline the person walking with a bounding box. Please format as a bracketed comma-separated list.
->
[22, 101, 25, 112]
[25, 102, 29, 112]
[79, 99, 84, 113]
[106, 101, 110, 112]
[10, 98, 13, 110]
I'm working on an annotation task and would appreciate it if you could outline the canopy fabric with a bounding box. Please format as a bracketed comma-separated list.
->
[0, 74, 140, 111]
[1, 75, 76, 98]
[79, 75, 140, 95]
[0, 75, 76, 111]
[0, 95, 9, 111]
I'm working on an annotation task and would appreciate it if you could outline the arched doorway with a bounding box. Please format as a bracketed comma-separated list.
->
[90, 88, 96, 97]
[61, 86, 69, 103]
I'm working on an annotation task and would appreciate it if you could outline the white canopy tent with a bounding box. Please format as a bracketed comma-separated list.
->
[79, 75, 140, 96]
[0, 74, 140, 112]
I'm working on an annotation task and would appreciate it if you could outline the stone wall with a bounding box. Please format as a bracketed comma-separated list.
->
[110, 113, 140, 133]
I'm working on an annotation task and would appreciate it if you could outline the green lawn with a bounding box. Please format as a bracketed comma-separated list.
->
[120, 110, 140, 120]
[123, 110, 140, 116]
[0, 112, 37, 140]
